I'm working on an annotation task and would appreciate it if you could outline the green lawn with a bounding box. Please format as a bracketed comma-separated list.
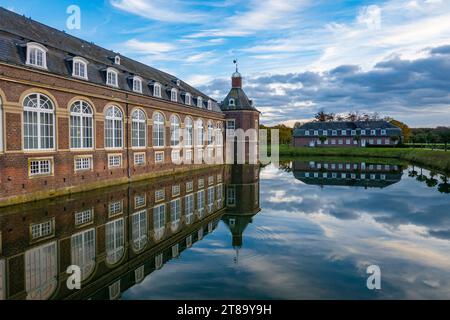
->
[272, 145, 450, 173]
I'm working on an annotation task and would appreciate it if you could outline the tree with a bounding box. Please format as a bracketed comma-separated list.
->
[391, 135, 400, 147]
[319, 136, 327, 145]
[353, 135, 361, 146]
[387, 118, 411, 143]
[315, 109, 334, 122]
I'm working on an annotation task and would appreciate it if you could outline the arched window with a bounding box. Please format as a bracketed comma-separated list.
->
[131, 109, 147, 148]
[229, 98, 235, 107]
[132, 210, 148, 252]
[106, 68, 119, 87]
[106, 219, 124, 265]
[207, 100, 213, 110]
[72, 57, 88, 80]
[196, 119, 204, 146]
[132, 76, 143, 93]
[207, 121, 214, 145]
[115, 55, 121, 65]
[170, 115, 180, 146]
[153, 204, 166, 241]
[26, 42, 47, 69]
[0, 97, 3, 153]
[71, 229, 96, 281]
[153, 83, 162, 98]
[171, 88, 178, 102]
[25, 242, 57, 300]
[197, 96, 203, 108]
[70, 101, 93, 149]
[23, 93, 55, 150]
[153, 112, 165, 147]
[105, 106, 123, 149]
[185, 93, 191, 106]
[185, 117, 193, 147]
[216, 123, 223, 146]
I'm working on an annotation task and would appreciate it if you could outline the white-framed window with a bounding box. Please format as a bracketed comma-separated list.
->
[171, 88, 178, 102]
[134, 195, 146, 208]
[227, 186, 236, 206]
[75, 209, 94, 226]
[323, 130, 328, 136]
[172, 244, 179, 258]
[377, 139, 382, 145]
[75, 156, 93, 172]
[197, 96, 203, 108]
[153, 204, 166, 241]
[155, 151, 164, 164]
[198, 228, 204, 240]
[153, 112, 165, 147]
[186, 181, 194, 193]
[26, 42, 48, 69]
[132, 210, 148, 252]
[106, 68, 119, 87]
[109, 200, 123, 216]
[132, 76, 143, 93]
[332, 130, 337, 136]
[134, 152, 146, 166]
[172, 185, 180, 197]
[198, 178, 205, 189]
[305, 130, 310, 136]
[207, 100, 213, 110]
[185, 149, 192, 162]
[155, 253, 163, 270]
[185, 194, 194, 220]
[361, 130, 366, 135]
[186, 235, 193, 247]
[226, 119, 235, 136]
[25, 242, 57, 300]
[170, 115, 181, 146]
[106, 218, 124, 265]
[155, 189, 165, 202]
[314, 130, 319, 136]
[196, 119, 204, 146]
[135, 266, 145, 284]
[170, 199, 181, 231]
[153, 83, 162, 98]
[23, 93, 55, 150]
[207, 187, 215, 213]
[207, 121, 214, 145]
[71, 228, 95, 281]
[131, 109, 147, 148]
[216, 123, 223, 146]
[109, 281, 121, 300]
[217, 174, 222, 183]
[185, 93, 191, 106]
[72, 57, 88, 79]
[105, 106, 123, 149]
[208, 176, 214, 186]
[229, 98, 235, 107]
[29, 158, 53, 177]
[351, 130, 356, 136]
[381, 129, 387, 135]
[371, 129, 377, 136]
[171, 149, 180, 162]
[31, 219, 54, 240]
[346, 139, 351, 145]
[185, 117, 193, 147]
[341, 130, 347, 135]
[216, 184, 223, 204]
[108, 154, 122, 168]
[197, 190, 205, 216]
[114, 55, 121, 65]
[70, 100, 94, 149]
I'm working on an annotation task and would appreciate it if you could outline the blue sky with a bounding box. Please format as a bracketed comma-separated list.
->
[1, 0, 450, 127]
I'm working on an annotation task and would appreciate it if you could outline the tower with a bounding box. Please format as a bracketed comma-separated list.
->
[221, 62, 260, 164]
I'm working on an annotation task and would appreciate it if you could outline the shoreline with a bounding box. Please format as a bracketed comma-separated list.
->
[274, 145, 450, 174]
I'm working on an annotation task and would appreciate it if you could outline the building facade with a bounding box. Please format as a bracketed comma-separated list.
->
[292, 121, 403, 148]
[0, 8, 260, 206]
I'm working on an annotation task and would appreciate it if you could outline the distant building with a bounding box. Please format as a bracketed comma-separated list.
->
[292, 121, 403, 148]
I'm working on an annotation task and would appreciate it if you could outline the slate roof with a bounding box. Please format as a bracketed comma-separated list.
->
[293, 121, 402, 137]
[0, 7, 222, 112]
[220, 87, 258, 112]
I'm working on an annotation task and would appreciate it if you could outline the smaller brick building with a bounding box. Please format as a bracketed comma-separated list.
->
[292, 121, 402, 148]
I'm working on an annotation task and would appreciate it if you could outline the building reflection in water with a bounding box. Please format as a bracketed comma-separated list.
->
[0, 165, 261, 300]
[292, 160, 403, 189]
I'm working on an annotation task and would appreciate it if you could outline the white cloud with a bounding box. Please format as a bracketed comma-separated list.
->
[123, 39, 176, 54]
[357, 5, 382, 30]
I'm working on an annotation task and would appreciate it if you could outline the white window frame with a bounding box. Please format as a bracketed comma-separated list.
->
[207, 100, 213, 111]
[185, 93, 192, 106]
[74, 155, 93, 172]
[132, 210, 148, 252]
[23, 93, 55, 151]
[109, 200, 123, 216]
[196, 119, 204, 147]
[106, 67, 119, 87]
[70, 100, 94, 150]
[30, 219, 54, 240]
[132, 76, 143, 94]
[72, 57, 89, 80]
[25, 242, 57, 300]
[185, 117, 193, 147]
[75, 209, 94, 226]
[131, 109, 147, 148]
[155, 151, 164, 164]
[229, 98, 235, 107]
[134, 152, 146, 166]
[153, 112, 165, 148]
[105, 106, 124, 149]
[170, 115, 181, 147]
[381, 129, 387, 135]
[197, 96, 203, 108]
[26, 42, 48, 69]
[71, 228, 96, 281]
[153, 83, 162, 98]
[153, 204, 166, 241]
[114, 55, 121, 65]
[105, 218, 125, 265]
[155, 189, 165, 202]
[29, 158, 53, 177]
[171, 88, 178, 102]
[108, 154, 122, 169]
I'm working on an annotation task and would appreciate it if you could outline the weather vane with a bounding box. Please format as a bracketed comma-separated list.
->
[233, 59, 239, 73]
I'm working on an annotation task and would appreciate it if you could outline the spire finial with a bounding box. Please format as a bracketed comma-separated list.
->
[233, 59, 238, 73]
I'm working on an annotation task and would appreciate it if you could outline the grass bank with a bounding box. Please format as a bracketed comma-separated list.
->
[275, 145, 450, 174]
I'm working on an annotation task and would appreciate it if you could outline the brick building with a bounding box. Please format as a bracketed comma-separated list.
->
[0, 8, 260, 206]
[292, 121, 402, 148]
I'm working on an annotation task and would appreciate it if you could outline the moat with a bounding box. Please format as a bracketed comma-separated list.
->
[0, 159, 449, 300]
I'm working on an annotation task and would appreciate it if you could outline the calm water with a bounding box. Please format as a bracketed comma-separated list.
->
[0, 159, 449, 300]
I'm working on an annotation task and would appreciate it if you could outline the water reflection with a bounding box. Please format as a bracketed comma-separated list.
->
[0, 165, 259, 300]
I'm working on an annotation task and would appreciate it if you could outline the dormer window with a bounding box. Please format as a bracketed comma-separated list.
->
[229, 98, 235, 107]
[171, 88, 178, 102]
[197, 96, 203, 108]
[115, 55, 121, 65]
[26, 42, 48, 69]
[132, 76, 143, 93]
[153, 83, 162, 98]
[207, 100, 213, 110]
[72, 57, 88, 80]
[185, 93, 191, 105]
[176, 79, 181, 86]
[106, 68, 119, 87]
